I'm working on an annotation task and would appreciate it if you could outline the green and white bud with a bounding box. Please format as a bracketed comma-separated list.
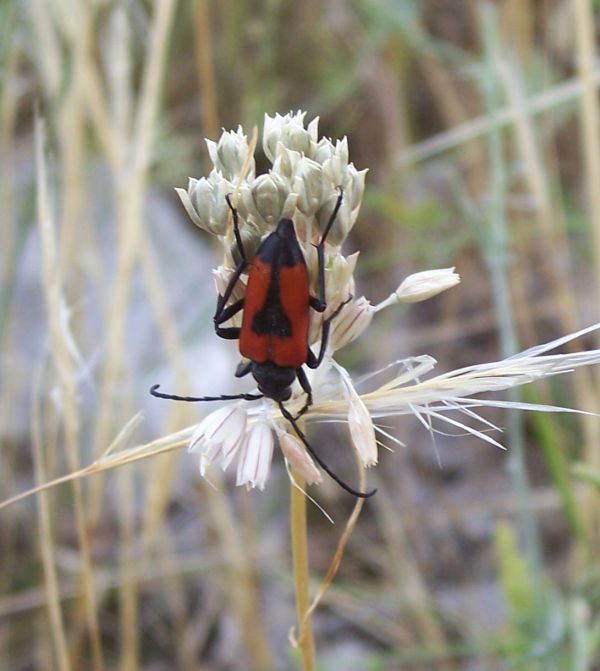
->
[308, 252, 358, 345]
[344, 164, 368, 215]
[206, 126, 255, 182]
[328, 251, 359, 300]
[176, 171, 233, 236]
[293, 157, 325, 216]
[272, 144, 302, 182]
[239, 172, 297, 230]
[313, 136, 348, 165]
[322, 154, 346, 188]
[263, 111, 319, 162]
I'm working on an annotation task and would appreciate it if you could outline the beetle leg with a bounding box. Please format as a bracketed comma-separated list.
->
[215, 298, 244, 326]
[306, 295, 352, 369]
[305, 186, 345, 363]
[278, 401, 377, 498]
[214, 259, 247, 320]
[294, 366, 313, 418]
[225, 193, 248, 264]
[235, 360, 253, 378]
[313, 186, 344, 307]
[309, 295, 326, 313]
[215, 326, 241, 340]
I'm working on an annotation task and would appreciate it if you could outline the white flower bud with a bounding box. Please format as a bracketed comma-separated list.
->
[313, 138, 335, 164]
[376, 268, 461, 310]
[263, 111, 318, 162]
[330, 296, 375, 351]
[329, 251, 359, 298]
[293, 157, 325, 216]
[307, 251, 358, 344]
[344, 164, 368, 215]
[278, 430, 323, 485]
[176, 171, 233, 235]
[322, 155, 345, 188]
[206, 126, 255, 182]
[272, 144, 302, 181]
[236, 421, 274, 490]
[313, 136, 348, 165]
[240, 172, 297, 230]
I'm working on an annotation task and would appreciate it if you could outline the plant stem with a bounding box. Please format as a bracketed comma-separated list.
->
[478, 3, 543, 586]
[290, 474, 315, 671]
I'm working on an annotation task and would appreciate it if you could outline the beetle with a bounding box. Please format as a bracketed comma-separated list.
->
[151, 187, 375, 498]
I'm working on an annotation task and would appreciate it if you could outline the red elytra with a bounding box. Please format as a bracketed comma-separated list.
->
[239, 219, 310, 369]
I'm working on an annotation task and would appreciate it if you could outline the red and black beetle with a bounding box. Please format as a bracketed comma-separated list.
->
[151, 188, 375, 498]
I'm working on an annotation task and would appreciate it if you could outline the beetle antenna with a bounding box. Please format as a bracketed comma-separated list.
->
[150, 384, 263, 403]
[278, 402, 377, 499]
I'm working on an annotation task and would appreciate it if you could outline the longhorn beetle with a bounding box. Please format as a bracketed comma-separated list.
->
[151, 187, 376, 498]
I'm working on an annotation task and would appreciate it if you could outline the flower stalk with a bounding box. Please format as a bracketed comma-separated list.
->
[290, 471, 316, 671]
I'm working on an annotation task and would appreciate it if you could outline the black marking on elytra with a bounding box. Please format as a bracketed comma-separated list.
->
[251, 219, 305, 339]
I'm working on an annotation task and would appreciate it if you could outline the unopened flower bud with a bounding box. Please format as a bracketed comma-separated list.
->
[376, 268, 460, 310]
[344, 164, 368, 215]
[240, 172, 297, 230]
[206, 126, 255, 181]
[313, 136, 348, 165]
[293, 157, 326, 216]
[278, 430, 323, 485]
[263, 111, 319, 162]
[176, 171, 233, 235]
[272, 145, 302, 181]
[329, 251, 359, 298]
[322, 155, 345, 188]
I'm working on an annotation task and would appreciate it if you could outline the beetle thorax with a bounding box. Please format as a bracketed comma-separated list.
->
[251, 361, 296, 402]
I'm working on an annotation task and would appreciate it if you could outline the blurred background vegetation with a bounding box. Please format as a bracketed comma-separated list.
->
[2, 0, 600, 669]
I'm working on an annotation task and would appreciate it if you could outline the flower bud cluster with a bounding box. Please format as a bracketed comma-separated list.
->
[178, 111, 369, 333]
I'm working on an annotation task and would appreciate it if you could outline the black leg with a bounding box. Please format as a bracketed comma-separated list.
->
[215, 326, 241, 340]
[226, 193, 248, 264]
[213, 194, 250, 334]
[306, 295, 352, 369]
[214, 261, 246, 324]
[305, 187, 345, 363]
[150, 384, 262, 403]
[215, 298, 244, 326]
[278, 401, 376, 499]
[235, 360, 253, 378]
[294, 367, 313, 419]
[314, 186, 344, 310]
